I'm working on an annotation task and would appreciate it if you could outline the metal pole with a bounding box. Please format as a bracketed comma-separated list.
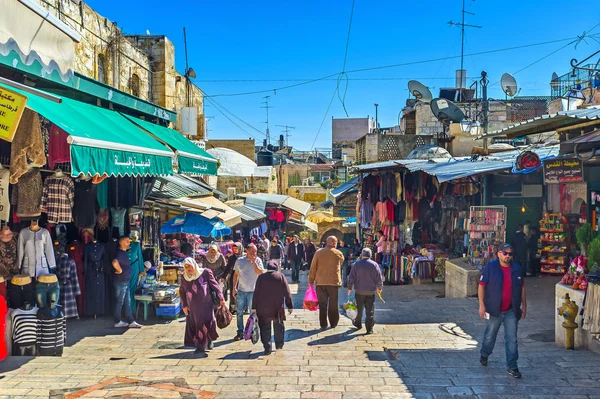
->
[480, 71, 489, 153]
[460, 0, 465, 101]
[374, 103, 379, 131]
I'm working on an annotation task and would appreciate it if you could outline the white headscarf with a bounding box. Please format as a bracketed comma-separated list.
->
[183, 257, 203, 282]
[205, 244, 220, 264]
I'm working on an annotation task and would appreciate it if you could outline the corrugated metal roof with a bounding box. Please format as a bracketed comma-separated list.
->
[151, 175, 212, 199]
[331, 176, 359, 198]
[229, 205, 266, 222]
[238, 193, 311, 217]
[479, 106, 600, 139]
[351, 145, 559, 183]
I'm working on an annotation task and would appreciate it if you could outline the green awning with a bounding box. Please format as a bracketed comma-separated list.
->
[122, 115, 218, 176]
[0, 82, 174, 177]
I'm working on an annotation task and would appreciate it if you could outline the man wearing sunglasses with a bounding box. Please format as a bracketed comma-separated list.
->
[478, 243, 527, 379]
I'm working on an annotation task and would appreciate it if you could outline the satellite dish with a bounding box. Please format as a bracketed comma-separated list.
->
[550, 72, 559, 90]
[408, 80, 433, 103]
[430, 98, 465, 125]
[501, 73, 518, 97]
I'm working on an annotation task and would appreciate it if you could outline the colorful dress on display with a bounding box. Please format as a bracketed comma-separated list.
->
[128, 241, 144, 310]
[179, 268, 223, 351]
[57, 254, 81, 319]
[66, 243, 85, 316]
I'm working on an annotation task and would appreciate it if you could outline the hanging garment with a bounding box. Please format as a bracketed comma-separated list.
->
[84, 242, 107, 316]
[0, 236, 18, 279]
[380, 173, 397, 203]
[9, 109, 46, 184]
[40, 176, 75, 224]
[7, 280, 35, 309]
[385, 200, 395, 223]
[47, 125, 70, 169]
[17, 227, 56, 278]
[96, 178, 109, 209]
[111, 208, 128, 238]
[73, 180, 99, 228]
[361, 174, 379, 202]
[11, 169, 43, 218]
[108, 177, 139, 208]
[394, 201, 407, 224]
[66, 243, 85, 316]
[394, 172, 402, 202]
[95, 208, 111, 243]
[128, 241, 144, 310]
[10, 307, 39, 356]
[37, 305, 66, 356]
[53, 242, 65, 265]
[360, 199, 374, 228]
[57, 254, 81, 319]
[0, 168, 10, 221]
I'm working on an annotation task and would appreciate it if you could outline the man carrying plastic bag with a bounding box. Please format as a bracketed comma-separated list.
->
[308, 236, 345, 330]
[347, 248, 384, 334]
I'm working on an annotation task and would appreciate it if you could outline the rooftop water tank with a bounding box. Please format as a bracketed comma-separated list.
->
[257, 148, 274, 166]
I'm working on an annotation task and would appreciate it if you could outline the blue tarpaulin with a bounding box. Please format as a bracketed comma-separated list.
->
[161, 213, 231, 238]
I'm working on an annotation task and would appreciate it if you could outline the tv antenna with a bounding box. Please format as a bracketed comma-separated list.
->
[261, 96, 273, 144]
[276, 125, 295, 147]
[448, 0, 482, 101]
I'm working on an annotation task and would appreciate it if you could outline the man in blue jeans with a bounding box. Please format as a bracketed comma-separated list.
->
[478, 243, 527, 378]
[233, 243, 265, 341]
[112, 236, 142, 329]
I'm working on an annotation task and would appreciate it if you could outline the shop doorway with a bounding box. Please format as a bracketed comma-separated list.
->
[320, 228, 343, 246]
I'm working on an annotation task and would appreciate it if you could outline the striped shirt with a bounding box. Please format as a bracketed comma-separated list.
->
[11, 308, 39, 345]
[37, 307, 66, 356]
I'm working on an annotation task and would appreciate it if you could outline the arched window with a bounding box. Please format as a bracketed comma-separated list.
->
[130, 74, 140, 97]
[97, 54, 106, 83]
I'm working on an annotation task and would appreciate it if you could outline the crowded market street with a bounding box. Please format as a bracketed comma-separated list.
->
[1, 272, 599, 399]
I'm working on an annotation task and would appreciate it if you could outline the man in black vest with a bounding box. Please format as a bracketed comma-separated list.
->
[287, 235, 305, 284]
[478, 243, 527, 378]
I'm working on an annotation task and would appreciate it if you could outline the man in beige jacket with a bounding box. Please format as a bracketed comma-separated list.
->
[308, 236, 345, 329]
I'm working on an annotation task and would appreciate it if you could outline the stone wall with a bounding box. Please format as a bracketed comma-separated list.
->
[216, 168, 277, 195]
[287, 186, 328, 207]
[206, 139, 255, 161]
[355, 133, 436, 164]
[34, 0, 205, 138]
[275, 164, 312, 191]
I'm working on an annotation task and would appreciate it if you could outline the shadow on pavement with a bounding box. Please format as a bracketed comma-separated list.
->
[219, 350, 262, 360]
[307, 328, 361, 346]
[284, 328, 321, 343]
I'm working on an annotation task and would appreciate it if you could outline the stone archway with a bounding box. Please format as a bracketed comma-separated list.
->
[320, 228, 343, 246]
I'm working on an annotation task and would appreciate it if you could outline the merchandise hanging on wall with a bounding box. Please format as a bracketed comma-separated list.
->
[469, 206, 507, 267]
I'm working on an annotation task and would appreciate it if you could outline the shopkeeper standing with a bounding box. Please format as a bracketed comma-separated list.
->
[112, 236, 142, 329]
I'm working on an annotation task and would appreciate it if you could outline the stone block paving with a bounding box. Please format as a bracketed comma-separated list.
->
[1, 271, 600, 398]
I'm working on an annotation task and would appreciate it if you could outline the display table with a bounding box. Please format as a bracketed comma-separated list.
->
[445, 258, 481, 298]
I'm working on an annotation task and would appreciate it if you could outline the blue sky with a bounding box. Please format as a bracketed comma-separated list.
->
[87, 0, 600, 150]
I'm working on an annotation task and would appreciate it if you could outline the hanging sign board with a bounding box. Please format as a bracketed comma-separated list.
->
[0, 86, 28, 143]
[543, 158, 584, 184]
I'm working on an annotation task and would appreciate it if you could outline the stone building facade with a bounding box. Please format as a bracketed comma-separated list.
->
[33, 0, 205, 137]
[206, 139, 256, 162]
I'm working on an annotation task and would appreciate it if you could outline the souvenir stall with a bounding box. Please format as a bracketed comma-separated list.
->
[356, 165, 478, 285]
[0, 80, 218, 359]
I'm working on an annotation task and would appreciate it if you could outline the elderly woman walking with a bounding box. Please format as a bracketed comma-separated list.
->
[201, 245, 227, 279]
[180, 257, 225, 354]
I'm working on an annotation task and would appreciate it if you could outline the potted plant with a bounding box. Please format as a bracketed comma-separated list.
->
[587, 236, 600, 274]
[576, 223, 596, 256]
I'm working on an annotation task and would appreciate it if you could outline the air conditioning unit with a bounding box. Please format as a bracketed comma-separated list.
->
[227, 187, 236, 200]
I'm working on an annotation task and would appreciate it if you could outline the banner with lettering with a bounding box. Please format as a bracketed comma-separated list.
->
[0, 86, 28, 142]
[543, 157, 584, 184]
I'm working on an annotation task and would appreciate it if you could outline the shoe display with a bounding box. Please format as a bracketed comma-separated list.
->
[507, 368, 521, 378]
[480, 356, 488, 366]
[114, 321, 128, 328]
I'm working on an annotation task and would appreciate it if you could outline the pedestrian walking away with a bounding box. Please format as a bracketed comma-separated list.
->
[304, 238, 316, 271]
[252, 260, 293, 355]
[221, 242, 244, 314]
[111, 236, 142, 329]
[308, 236, 344, 330]
[180, 257, 225, 354]
[478, 243, 527, 379]
[268, 239, 284, 272]
[232, 244, 265, 341]
[287, 235, 305, 283]
[347, 248, 383, 334]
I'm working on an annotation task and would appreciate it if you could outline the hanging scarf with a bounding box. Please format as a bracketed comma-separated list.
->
[205, 244, 220, 264]
[183, 257, 204, 282]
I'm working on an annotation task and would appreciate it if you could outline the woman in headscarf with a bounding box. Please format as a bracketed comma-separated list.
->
[201, 245, 226, 279]
[221, 242, 244, 314]
[180, 257, 224, 354]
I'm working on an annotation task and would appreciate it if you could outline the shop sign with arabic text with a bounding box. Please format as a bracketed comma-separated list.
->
[543, 158, 584, 184]
[0, 87, 28, 142]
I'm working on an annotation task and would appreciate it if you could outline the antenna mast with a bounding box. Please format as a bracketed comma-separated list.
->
[448, 0, 482, 101]
[276, 125, 296, 147]
[261, 96, 273, 144]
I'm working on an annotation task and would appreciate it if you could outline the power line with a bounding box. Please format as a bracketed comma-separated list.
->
[310, 84, 338, 151]
[204, 35, 593, 98]
[203, 96, 262, 141]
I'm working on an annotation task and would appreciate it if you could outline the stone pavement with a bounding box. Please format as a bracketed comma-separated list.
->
[1, 271, 600, 399]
